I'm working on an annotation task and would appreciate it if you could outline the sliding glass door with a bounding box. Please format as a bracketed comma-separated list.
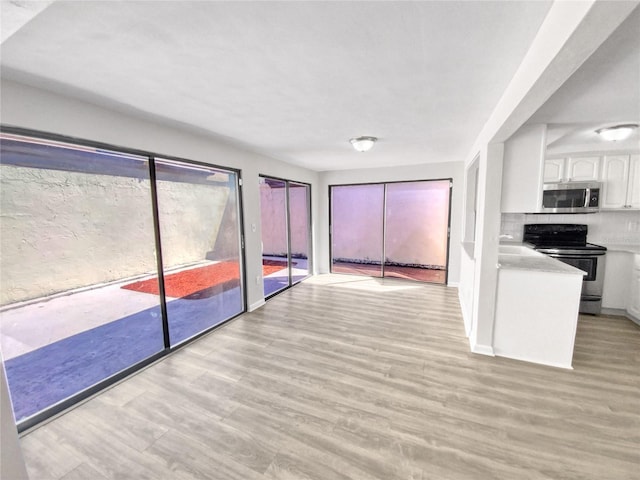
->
[0, 134, 165, 423]
[0, 131, 246, 429]
[259, 177, 290, 296]
[153, 159, 244, 346]
[384, 180, 450, 283]
[330, 180, 451, 284]
[330, 184, 384, 277]
[259, 176, 311, 297]
[289, 182, 311, 284]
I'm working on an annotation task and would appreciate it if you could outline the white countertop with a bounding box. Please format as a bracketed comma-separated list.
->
[497, 242, 586, 275]
[602, 244, 640, 255]
[498, 254, 586, 275]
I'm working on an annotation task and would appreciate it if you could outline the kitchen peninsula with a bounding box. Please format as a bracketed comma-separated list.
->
[493, 244, 585, 368]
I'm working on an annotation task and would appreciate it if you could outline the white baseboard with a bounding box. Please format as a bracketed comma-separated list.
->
[248, 299, 265, 312]
[470, 342, 494, 356]
[493, 349, 573, 370]
[601, 308, 640, 326]
[447, 281, 459, 288]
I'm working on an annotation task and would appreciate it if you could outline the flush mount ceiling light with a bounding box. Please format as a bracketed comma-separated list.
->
[595, 124, 638, 141]
[349, 136, 377, 152]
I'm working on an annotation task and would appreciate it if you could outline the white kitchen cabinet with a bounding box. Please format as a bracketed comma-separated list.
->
[494, 259, 583, 369]
[567, 156, 600, 181]
[544, 158, 564, 183]
[544, 156, 600, 183]
[602, 249, 640, 325]
[602, 251, 632, 309]
[601, 154, 639, 209]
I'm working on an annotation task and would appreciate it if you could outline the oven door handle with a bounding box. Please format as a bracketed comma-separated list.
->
[546, 252, 605, 258]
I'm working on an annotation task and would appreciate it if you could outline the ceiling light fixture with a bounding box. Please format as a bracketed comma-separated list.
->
[595, 124, 638, 141]
[349, 136, 377, 152]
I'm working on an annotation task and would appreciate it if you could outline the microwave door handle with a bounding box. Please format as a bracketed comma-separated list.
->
[584, 188, 591, 208]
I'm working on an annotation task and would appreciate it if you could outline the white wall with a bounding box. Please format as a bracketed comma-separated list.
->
[317, 161, 464, 285]
[0, 79, 320, 310]
[0, 361, 28, 479]
[458, 243, 475, 336]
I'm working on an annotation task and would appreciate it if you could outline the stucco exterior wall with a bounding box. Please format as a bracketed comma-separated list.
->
[330, 181, 451, 268]
[156, 179, 230, 268]
[260, 184, 309, 257]
[289, 185, 310, 257]
[331, 184, 384, 263]
[385, 181, 450, 266]
[0, 165, 229, 305]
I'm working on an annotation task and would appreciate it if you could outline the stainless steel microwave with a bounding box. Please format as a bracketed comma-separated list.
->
[542, 182, 601, 213]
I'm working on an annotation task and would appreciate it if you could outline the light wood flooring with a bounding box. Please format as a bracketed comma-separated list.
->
[20, 274, 640, 479]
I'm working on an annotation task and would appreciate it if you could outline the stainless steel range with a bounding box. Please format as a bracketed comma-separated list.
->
[523, 224, 607, 314]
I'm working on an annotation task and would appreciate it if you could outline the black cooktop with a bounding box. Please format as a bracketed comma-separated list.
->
[523, 224, 606, 251]
[531, 242, 607, 252]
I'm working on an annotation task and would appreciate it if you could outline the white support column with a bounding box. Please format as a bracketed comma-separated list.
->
[469, 143, 504, 355]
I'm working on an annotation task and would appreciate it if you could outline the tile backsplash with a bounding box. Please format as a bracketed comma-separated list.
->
[501, 211, 640, 245]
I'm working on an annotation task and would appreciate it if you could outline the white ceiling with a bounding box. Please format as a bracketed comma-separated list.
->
[2, 1, 556, 171]
[0, 0, 54, 43]
[527, 6, 640, 154]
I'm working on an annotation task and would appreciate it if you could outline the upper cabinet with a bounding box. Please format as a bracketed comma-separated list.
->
[501, 123, 639, 213]
[601, 154, 640, 209]
[543, 158, 564, 183]
[543, 156, 600, 183]
[567, 156, 601, 181]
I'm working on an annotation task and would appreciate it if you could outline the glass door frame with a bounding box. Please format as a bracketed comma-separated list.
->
[288, 180, 313, 287]
[259, 174, 312, 299]
[329, 183, 385, 277]
[153, 157, 247, 347]
[329, 178, 453, 284]
[1, 125, 248, 432]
